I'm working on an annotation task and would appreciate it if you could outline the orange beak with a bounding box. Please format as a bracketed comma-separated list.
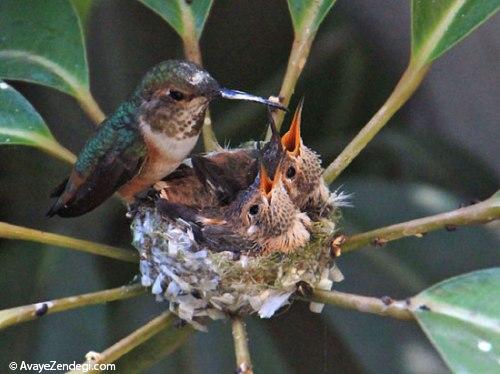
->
[259, 162, 274, 198]
[281, 97, 304, 157]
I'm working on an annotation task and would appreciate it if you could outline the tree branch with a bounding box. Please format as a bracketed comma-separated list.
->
[231, 316, 253, 374]
[179, 1, 220, 152]
[0, 284, 146, 330]
[323, 61, 430, 184]
[270, 1, 326, 133]
[70, 312, 175, 374]
[0, 222, 139, 263]
[305, 289, 414, 320]
[342, 191, 500, 253]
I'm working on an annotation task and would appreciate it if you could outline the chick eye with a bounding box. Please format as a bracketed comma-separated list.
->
[248, 204, 259, 215]
[286, 166, 296, 179]
[169, 90, 185, 101]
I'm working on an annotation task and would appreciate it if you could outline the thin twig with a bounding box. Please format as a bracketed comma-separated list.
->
[271, 0, 329, 133]
[114, 324, 194, 372]
[342, 191, 500, 253]
[305, 289, 414, 320]
[231, 316, 253, 374]
[0, 284, 146, 330]
[323, 61, 430, 184]
[179, 1, 220, 151]
[0, 222, 139, 263]
[69, 312, 175, 374]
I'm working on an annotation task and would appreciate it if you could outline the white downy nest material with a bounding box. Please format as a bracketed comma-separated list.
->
[131, 206, 344, 331]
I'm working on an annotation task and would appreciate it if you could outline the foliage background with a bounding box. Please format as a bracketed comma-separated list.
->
[0, 0, 498, 373]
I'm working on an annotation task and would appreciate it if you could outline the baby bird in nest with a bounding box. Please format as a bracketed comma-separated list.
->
[156, 156, 311, 255]
[150, 99, 339, 219]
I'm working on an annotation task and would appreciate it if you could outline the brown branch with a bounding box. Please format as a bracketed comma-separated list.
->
[305, 289, 414, 320]
[0, 221, 139, 263]
[342, 191, 500, 253]
[231, 316, 253, 374]
[70, 312, 175, 373]
[0, 284, 146, 330]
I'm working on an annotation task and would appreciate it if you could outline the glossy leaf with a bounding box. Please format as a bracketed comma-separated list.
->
[0, 82, 54, 146]
[323, 180, 499, 373]
[411, 0, 500, 63]
[0, 0, 89, 96]
[0, 82, 75, 163]
[287, 0, 337, 33]
[139, 0, 213, 39]
[412, 268, 500, 373]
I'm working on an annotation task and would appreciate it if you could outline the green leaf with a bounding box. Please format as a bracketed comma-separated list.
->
[139, 0, 213, 39]
[412, 268, 500, 373]
[0, 82, 75, 163]
[411, 0, 500, 63]
[0, 0, 89, 96]
[0, 82, 54, 146]
[287, 0, 337, 33]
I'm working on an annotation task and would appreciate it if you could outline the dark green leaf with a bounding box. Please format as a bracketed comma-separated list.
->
[323, 179, 499, 373]
[287, 0, 337, 33]
[412, 268, 500, 373]
[139, 0, 213, 39]
[0, 81, 55, 147]
[411, 0, 500, 63]
[0, 0, 89, 96]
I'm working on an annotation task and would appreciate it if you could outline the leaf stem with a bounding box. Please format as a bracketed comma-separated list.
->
[74, 87, 106, 125]
[179, 1, 220, 151]
[37, 138, 77, 164]
[306, 289, 414, 320]
[0, 284, 145, 330]
[70, 312, 175, 374]
[231, 316, 253, 374]
[0, 222, 139, 263]
[271, 0, 326, 132]
[323, 61, 430, 184]
[342, 191, 500, 253]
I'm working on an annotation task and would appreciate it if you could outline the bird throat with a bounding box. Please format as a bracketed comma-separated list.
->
[144, 104, 207, 140]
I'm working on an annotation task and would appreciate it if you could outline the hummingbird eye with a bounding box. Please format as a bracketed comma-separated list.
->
[169, 90, 185, 101]
[286, 166, 296, 179]
[248, 204, 260, 215]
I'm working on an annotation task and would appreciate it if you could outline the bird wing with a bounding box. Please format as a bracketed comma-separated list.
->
[48, 118, 146, 217]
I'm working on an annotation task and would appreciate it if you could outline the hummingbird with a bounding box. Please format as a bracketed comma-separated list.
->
[275, 98, 334, 218]
[47, 60, 286, 217]
[156, 157, 311, 255]
[149, 108, 284, 210]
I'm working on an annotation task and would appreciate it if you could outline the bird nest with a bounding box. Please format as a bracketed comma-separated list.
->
[131, 202, 344, 330]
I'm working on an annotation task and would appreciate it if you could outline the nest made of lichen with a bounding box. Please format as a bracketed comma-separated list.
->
[209, 217, 338, 291]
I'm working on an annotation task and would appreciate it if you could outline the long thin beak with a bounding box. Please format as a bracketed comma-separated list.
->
[219, 88, 288, 111]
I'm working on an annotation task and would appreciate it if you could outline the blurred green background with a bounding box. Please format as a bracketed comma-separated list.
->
[1, 1, 498, 373]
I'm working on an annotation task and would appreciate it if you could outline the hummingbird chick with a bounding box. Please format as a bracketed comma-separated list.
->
[153, 148, 259, 209]
[48, 60, 286, 218]
[275, 98, 336, 219]
[156, 159, 311, 255]
[149, 108, 284, 211]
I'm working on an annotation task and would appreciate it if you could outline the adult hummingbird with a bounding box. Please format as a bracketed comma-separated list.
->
[156, 158, 311, 255]
[48, 60, 286, 217]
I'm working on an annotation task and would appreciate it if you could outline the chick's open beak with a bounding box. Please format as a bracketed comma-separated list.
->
[281, 97, 304, 157]
[219, 88, 287, 111]
[259, 163, 274, 199]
